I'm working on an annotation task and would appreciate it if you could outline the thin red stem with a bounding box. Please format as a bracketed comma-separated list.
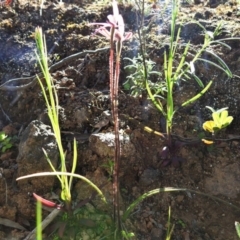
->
[109, 28, 115, 117]
[109, 30, 122, 230]
[109, 48, 114, 114]
[113, 51, 121, 229]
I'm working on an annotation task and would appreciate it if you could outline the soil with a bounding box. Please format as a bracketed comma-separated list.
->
[0, 0, 240, 239]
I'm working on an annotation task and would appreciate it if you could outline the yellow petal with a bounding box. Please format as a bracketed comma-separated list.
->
[202, 139, 214, 145]
[203, 121, 215, 133]
[220, 110, 228, 119]
[226, 116, 233, 124]
[212, 112, 221, 128]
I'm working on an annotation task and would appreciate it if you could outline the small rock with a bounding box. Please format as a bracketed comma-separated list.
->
[1, 10, 16, 19]
[151, 226, 163, 239]
[194, 0, 203, 4]
[180, 22, 204, 43]
[204, 162, 240, 198]
[139, 168, 160, 187]
[74, 168, 119, 212]
[17, 120, 58, 191]
[176, 195, 184, 203]
[194, 12, 204, 20]
[0, 205, 17, 221]
[207, 0, 221, 8]
[204, 10, 213, 19]
[0, 231, 5, 238]
[89, 132, 135, 158]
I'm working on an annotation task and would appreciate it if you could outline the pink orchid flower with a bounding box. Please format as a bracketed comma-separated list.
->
[89, 0, 132, 42]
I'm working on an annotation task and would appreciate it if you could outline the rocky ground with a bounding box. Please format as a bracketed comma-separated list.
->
[0, 0, 240, 239]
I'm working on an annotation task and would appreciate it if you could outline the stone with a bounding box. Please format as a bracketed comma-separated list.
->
[73, 168, 118, 212]
[204, 162, 240, 198]
[89, 132, 135, 158]
[16, 120, 58, 192]
[139, 168, 160, 187]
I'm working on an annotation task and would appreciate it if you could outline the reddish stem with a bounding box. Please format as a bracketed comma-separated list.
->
[109, 48, 114, 115]
[109, 30, 121, 229]
[112, 52, 121, 228]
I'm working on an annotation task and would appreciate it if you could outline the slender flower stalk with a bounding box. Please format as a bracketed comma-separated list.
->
[90, 0, 132, 230]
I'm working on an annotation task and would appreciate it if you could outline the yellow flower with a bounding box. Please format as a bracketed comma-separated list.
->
[203, 110, 233, 133]
[212, 110, 233, 130]
[202, 120, 215, 133]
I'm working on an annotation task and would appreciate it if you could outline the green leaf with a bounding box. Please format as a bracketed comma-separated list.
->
[181, 80, 213, 107]
[0, 132, 7, 141]
[211, 37, 240, 50]
[211, 40, 231, 50]
[197, 57, 232, 78]
[5, 143, 12, 149]
[235, 221, 240, 238]
[205, 50, 232, 77]
[123, 81, 131, 90]
[121, 230, 135, 238]
[191, 73, 204, 88]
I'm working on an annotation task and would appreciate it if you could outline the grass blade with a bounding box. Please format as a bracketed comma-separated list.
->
[181, 80, 213, 107]
[36, 200, 42, 240]
[204, 50, 232, 77]
[17, 172, 107, 203]
[190, 73, 204, 88]
[123, 187, 240, 222]
[235, 221, 240, 238]
[197, 58, 232, 77]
